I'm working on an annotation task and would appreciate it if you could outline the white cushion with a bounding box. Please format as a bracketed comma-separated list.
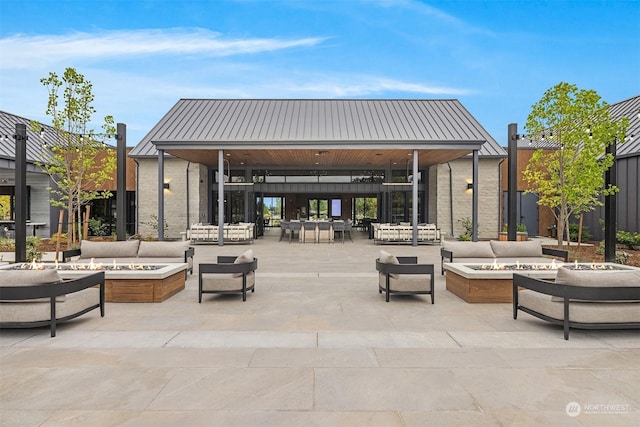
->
[379, 250, 400, 279]
[138, 241, 189, 258]
[80, 240, 140, 259]
[443, 241, 494, 258]
[490, 240, 542, 258]
[232, 249, 254, 278]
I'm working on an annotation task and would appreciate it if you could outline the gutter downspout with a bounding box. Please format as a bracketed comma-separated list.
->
[446, 162, 454, 238]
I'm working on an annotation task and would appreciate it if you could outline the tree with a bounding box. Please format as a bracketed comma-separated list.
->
[35, 68, 116, 248]
[523, 82, 629, 248]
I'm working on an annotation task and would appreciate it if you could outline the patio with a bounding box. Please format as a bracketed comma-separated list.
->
[1, 229, 638, 426]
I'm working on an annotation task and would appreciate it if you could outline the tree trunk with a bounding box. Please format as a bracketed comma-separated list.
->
[577, 213, 583, 251]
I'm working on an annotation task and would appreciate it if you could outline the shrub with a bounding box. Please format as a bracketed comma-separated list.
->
[458, 217, 474, 241]
[26, 236, 43, 262]
[88, 218, 109, 236]
[568, 223, 591, 242]
[617, 230, 640, 250]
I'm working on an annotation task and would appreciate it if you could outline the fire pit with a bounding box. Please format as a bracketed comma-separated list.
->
[443, 261, 633, 303]
[0, 261, 187, 303]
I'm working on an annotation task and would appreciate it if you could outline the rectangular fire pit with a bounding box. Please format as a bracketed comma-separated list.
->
[1, 263, 187, 303]
[444, 262, 634, 303]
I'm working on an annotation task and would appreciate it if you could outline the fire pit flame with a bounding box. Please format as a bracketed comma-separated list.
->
[12, 259, 163, 271]
[473, 259, 618, 271]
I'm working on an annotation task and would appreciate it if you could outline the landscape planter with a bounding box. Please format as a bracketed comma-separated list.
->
[498, 232, 528, 241]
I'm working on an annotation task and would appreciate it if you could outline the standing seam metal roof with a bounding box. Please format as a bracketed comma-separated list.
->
[129, 99, 505, 158]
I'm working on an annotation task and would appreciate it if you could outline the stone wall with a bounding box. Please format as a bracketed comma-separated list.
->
[430, 158, 502, 240]
[137, 158, 207, 239]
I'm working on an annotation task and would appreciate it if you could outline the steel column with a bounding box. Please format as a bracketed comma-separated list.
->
[157, 149, 164, 241]
[472, 149, 479, 241]
[14, 123, 27, 262]
[604, 141, 617, 262]
[507, 123, 518, 241]
[412, 149, 418, 246]
[116, 123, 126, 240]
[218, 150, 224, 246]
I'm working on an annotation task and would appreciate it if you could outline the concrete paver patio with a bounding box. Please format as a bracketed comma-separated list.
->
[1, 230, 638, 426]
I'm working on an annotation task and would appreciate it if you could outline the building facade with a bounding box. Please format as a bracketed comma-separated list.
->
[130, 99, 506, 241]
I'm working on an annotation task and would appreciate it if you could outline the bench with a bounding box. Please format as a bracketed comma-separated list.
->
[0, 269, 105, 337]
[62, 240, 194, 275]
[513, 267, 640, 339]
[440, 240, 568, 274]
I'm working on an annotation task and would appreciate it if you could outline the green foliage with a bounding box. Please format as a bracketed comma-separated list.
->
[458, 217, 473, 241]
[88, 218, 108, 236]
[0, 237, 14, 251]
[596, 240, 630, 264]
[502, 223, 527, 233]
[140, 214, 169, 234]
[34, 67, 116, 247]
[26, 236, 43, 262]
[568, 223, 591, 242]
[617, 230, 640, 250]
[522, 82, 629, 247]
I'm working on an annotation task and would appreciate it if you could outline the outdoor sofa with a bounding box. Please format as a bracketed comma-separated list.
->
[62, 239, 194, 274]
[376, 250, 435, 303]
[189, 223, 254, 244]
[0, 269, 105, 337]
[373, 223, 441, 244]
[199, 249, 258, 302]
[440, 240, 568, 274]
[513, 267, 640, 339]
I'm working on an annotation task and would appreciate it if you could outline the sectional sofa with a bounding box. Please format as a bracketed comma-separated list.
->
[440, 240, 568, 274]
[62, 239, 194, 274]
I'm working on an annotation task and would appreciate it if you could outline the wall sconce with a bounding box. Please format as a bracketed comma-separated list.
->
[467, 183, 473, 190]
[163, 182, 170, 190]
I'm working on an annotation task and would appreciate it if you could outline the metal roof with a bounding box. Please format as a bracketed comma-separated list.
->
[0, 110, 53, 164]
[610, 94, 640, 158]
[130, 99, 505, 159]
[518, 94, 640, 158]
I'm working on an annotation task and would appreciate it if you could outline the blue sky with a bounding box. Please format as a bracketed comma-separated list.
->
[1, 0, 638, 146]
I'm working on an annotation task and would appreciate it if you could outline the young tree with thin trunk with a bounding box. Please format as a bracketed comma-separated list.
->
[35, 67, 116, 248]
[523, 82, 628, 248]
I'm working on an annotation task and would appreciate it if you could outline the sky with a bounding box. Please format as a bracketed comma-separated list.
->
[1, 0, 638, 147]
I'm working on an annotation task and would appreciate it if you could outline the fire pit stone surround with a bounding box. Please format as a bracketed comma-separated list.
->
[443, 261, 637, 303]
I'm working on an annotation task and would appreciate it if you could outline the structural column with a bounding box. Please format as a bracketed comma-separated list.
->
[14, 123, 27, 262]
[116, 123, 127, 241]
[507, 123, 518, 241]
[604, 141, 617, 262]
[472, 149, 479, 242]
[157, 149, 165, 241]
[218, 150, 224, 246]
[412, 149, 418, 246]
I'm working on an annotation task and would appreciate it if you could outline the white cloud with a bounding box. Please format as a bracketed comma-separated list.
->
[0, 28, 329, 69]
[272, 76, 473, 97]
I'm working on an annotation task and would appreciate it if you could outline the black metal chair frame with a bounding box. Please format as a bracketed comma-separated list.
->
[0, 271, 105, 337]
[513, 273, 640, 340]
[376, 256, 435, 303]
[198, 256, 258, 302]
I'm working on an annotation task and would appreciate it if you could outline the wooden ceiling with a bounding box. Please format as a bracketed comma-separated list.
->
[165, 148, 473, 169]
